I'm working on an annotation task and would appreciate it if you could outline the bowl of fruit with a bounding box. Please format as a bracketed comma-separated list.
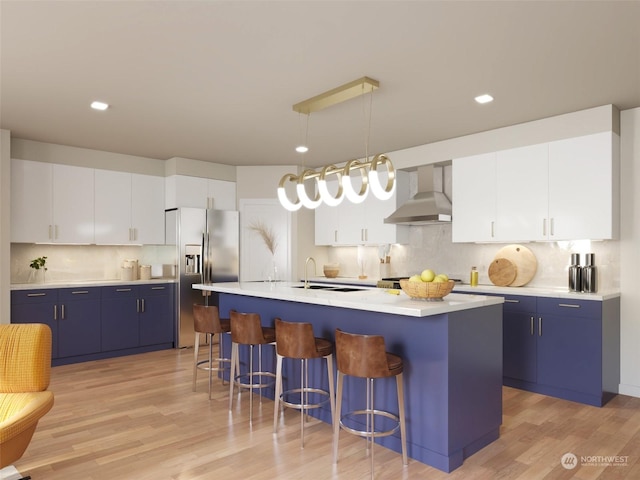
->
[399, 269, 455, 301]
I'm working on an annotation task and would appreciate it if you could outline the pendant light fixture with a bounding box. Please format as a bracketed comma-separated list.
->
[277, 77, 396, 211]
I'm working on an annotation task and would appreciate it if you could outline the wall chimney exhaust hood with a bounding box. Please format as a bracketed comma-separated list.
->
[384, 165, 452, 225]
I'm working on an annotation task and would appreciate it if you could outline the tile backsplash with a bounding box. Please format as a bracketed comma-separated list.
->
[11, 244, 176, 284]
[326, 223, 620, 289]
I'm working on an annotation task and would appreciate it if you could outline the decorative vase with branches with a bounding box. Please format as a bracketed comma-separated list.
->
[249, 221, 279, 282]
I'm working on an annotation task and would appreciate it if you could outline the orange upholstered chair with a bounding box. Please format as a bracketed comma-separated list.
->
[0, 323, 55, 468]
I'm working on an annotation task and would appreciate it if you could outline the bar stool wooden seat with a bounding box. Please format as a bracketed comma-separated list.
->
[228, 310, 276, 424]
[273, 318, 336, 448]
[192, 304, 231, 400]
[333, 328, 408, 475]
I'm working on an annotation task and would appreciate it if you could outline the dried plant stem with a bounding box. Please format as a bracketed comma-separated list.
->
[249, 221, 278, 255]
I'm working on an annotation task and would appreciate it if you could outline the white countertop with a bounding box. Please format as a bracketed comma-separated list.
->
[192, 281, 504, 318]
[452, 283, 620, 301]
[11, 278, 177, 290]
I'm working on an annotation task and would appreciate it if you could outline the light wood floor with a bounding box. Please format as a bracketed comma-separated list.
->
[13, 347, 640, 480]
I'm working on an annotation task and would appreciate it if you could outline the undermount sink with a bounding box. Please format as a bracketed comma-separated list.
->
[293, 285, 366, 292]
[293, 285, 335, 289]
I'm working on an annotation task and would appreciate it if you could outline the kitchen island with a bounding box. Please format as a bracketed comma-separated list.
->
[193, 281, 504, 473]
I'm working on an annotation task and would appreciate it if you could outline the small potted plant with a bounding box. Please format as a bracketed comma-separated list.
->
[29, 256, 48, 283]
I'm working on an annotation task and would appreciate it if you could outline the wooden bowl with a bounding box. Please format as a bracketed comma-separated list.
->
[323, 265, 340, 278]
[399, 279, 455, 300]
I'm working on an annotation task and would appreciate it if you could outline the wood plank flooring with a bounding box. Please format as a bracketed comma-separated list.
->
[12, 347, 640, 480]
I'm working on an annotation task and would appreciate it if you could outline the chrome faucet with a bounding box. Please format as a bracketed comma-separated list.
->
[304, 257, 316, 289]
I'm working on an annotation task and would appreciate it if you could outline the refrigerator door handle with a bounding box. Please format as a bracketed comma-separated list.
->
[201, 231, 206, 283]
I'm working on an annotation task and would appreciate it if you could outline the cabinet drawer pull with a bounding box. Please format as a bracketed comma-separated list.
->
[505, 299, 520, 303]
[27, 293, 47, 297]
[558, 303, 580, 308]
[151, 286, 165, 290]
[71, 290, 89, 295]
[116, 288, 132, 292]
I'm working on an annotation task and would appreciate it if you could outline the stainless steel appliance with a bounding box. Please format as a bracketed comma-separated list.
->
[165, 207, 239, 348]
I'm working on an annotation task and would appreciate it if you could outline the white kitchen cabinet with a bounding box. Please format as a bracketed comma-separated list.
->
[11, 159, 54, 243]
[452, 153, 496, 242]
[495, 143, 549, 241]
[11, 159, 94, 243]
[131, 174, 165, 244]
[314, 171, 410, 246]
[452, 132, 618, 243]
[95, 170, 165, 244]
[548, 132, 617, 240]
[165, 175, 236, 210]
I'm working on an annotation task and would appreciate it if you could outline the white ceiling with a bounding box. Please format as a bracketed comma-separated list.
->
[1, 1, 639, 168]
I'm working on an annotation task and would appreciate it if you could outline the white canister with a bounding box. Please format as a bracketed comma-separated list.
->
[140, 265, 152, 281]
[123, 259, 139, 280]
[121, 266, 135, 281]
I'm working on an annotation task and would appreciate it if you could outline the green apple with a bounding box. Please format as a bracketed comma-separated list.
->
[420, 269, 436, 282]
[409, 274, 423, 282]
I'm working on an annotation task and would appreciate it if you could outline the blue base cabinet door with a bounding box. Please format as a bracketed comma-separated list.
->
[11, 289, 59, 359]
[101, 286, 140, 351]
[139, 284, 174, 346]
[57, 287, 101, 358]
[502, 295, 537, 383]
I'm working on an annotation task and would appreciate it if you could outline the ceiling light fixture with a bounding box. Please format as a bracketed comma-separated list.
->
[295, 112, 310, 153]
[474, 94, 494, 104]
[90, 101, 109, 111]
[278, 77, 396, 211]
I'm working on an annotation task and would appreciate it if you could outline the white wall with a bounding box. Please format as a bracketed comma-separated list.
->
[619, 107, 640, 397]
[0, 130, 10, 324]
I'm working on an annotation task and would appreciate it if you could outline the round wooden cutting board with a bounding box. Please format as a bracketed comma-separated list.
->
[494, 244, 537, 286]
[488, 258, 518, 286]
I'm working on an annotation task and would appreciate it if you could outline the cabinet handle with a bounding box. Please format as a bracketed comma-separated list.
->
[61, 304, 65, 320]
[334, 230, 337, 243]
[55, 225, 59, 239]
[504, 299, 520, 303]
[550, 218, 555, 236]
[27, 293, 47, 297]
[133, 228, 137, 241]
[116, 288, 132, 292]
[71, 290, 89, 295]
[53, 305, 57, 320]
[151, 286, 165, 290]
[490, 221, 494, 238]
[543, 218, 547, 236]
[48, 224, 53, 240]
[558, 303, 580, 308]
[141, 298, 145, 313]
[530, 316, 534, 336]
[137, 299, 140, 313]
[538, 317, 542, 336]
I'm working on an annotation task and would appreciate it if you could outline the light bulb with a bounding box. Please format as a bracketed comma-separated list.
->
[368, 154, 396, 200]
[342, 160, 369, 204]
[277, 174, 302, 211]
[318, 165, 344, 206]
[295, 145, 309, 153]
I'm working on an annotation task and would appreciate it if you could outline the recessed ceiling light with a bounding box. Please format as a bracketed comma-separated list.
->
[91, 101, 109, 111]
[475, 94, 494, 104]
[295, 145, 309, 153]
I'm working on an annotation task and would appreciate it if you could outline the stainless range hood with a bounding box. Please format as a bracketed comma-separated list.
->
[384, 165, 452, 225]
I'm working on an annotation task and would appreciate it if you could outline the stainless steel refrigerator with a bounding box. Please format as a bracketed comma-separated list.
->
[165, 207, 239, 348]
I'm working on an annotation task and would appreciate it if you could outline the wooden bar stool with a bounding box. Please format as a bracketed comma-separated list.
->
[333, 328, 408, 476]
[192, 304, 231, 400]
[273, 318, 335, 448]
[228, 310, 276, 425]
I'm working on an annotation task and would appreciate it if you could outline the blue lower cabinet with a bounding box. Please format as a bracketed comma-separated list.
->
[139, 284, 174, 346]
[58, 287, 101, 358]
[101, 286, 140, 351]
[11, 282, 175, 366]
[11, 289, 60, 359]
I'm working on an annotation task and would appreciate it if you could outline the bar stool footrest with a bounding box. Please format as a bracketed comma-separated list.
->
[196, 358, 231, 372]
[339, 409, 400, 439]
[234, 371, 276, 391]
[280, 387, 331, 410]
